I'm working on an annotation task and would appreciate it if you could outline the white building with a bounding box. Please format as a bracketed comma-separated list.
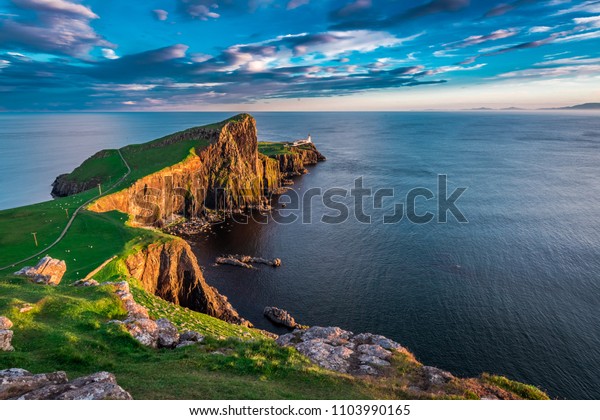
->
[292, 134, 312, 147]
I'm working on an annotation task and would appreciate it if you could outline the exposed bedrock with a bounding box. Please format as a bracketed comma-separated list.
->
[124, 239, 252, 327]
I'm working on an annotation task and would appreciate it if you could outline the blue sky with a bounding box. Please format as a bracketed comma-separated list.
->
[0, 0, 599, 110]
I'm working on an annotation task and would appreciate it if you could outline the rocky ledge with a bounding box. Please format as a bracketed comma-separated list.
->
[277, 326, 403, 376]
[14, 256, 66, 286]
[264, 307, 306, 329]
[0, 369, 132, 400]
[216, 254, 282, 269]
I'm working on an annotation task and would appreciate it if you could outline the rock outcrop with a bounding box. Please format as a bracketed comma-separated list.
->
[0, 369, 132, 400]
[216, 254, 281, 269]
[89, 115, 280, 224]
[276, 143, 326, 177]
[277, 326, 403, 376]
[14, 256, 67, 286]
[263, 307, 304, 329]
[124, 239, 251, 327]
[88, 115, 325, 226]
[0, 317, 14, 352]
[103, 281, 204, 348]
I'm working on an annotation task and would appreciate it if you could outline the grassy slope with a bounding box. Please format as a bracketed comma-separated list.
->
[258, 142, 294, 157]
[62, 150, 127, 185]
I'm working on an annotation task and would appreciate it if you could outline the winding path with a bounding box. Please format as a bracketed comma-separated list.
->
[0, 149, 131, 272]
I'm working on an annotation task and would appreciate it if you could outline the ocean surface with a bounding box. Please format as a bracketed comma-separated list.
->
[1, 112, 599, 399]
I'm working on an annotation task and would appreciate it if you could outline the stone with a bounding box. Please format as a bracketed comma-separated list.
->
[180, 330, 204, 343]
[0, 369, 68, 399]
[156, 318, 180, 348]
[2, 370, 131, 400]
[0, 317, 12, 330]
[263, 306, 302, 329]
[176, 341, 197, 348]
[125, 318, 159, 348]
[72, 279, 100, 287]
[0, 330, 14, 352]
[357, 354, 391, 367]
[356, 344, 392, 360]
[14, 256, 67, 286]
[422, 366, 454, 386]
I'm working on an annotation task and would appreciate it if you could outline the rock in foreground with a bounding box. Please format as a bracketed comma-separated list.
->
[0, 369, 132, 400]
[14, 256, 67, 286]
[0, 316, 14, 352]
[277, 326, 402, 376]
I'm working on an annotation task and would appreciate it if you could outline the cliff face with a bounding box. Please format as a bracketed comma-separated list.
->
[89, 115, 282, 225]
[125, 239, 251, 327]
[275, 144, 327, 177]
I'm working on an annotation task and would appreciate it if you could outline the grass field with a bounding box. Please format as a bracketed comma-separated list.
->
[258, 142, 294, 157]
[62, 149, 127, 185]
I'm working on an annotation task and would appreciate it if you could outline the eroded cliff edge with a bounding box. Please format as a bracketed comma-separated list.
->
[125, 239, 251, 327]
[82, 114, 324, 327]
[88, 114, 324, 225]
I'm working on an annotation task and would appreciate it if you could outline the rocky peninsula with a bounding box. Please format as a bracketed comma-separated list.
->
[0, 114, 548, 400]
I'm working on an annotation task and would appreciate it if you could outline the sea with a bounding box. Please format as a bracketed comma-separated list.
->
[0, 111, 599, 399]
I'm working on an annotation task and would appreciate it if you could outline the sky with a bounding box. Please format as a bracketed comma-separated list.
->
[0, 0, 599, 111]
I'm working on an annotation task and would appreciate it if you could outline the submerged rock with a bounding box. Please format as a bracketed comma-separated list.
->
[216, 254, 281, 269]
[14, 256, 67, 286]
[0, 369, 132, 400]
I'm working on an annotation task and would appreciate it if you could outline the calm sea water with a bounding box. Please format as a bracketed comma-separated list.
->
[1, 112, 599, 399]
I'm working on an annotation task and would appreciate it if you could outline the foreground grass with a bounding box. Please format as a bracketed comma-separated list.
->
[0, 277, 384, 399]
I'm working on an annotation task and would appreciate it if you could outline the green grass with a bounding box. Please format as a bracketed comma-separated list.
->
[0, 190, 100, 268]
[482, 374, 550, 400]
[120, 140, 209, 187]
[258, 142, 294, 157]
[0, 277, 385, 399]
[62, 149, 127, 185]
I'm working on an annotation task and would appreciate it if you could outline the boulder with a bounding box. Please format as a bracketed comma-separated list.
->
[0, 317, 12, 330]
[14, 256, 67, 286]
[1, 369, 132, 400]
[156, 318, 180, 348]
[125, 318, 159, 348]
[263, 306, 303, 329]
[180, 330, 204, 343]
[0, 330, 14, 352]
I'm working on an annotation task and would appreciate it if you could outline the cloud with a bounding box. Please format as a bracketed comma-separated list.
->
[554, 0, 600, 15]
[574, 15, 600, 28]
[12, 0, 98, 19]
[444, 29, 519, 49]
[153, 9, 169, 21]
[331, 0, 470, 30]
[177, 0, 221, 19]
[481, 0, 536, 18]
[0, 0, 111, 57]
[286, 0, 310, 10]
[497, 64, 600, 79]
[101, 48, 119, 60]
[330, 0, 372, 19]
[529, 26, 553, 33]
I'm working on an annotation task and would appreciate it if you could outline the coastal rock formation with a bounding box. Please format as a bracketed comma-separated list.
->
[89, 115, 280, 223]
[104, 281, 204, 349]
[216, 254, 281, 269]
[0, 317, 14, 352]
[124, 239, 251, 327]
[14, 256, 67, 286]
[276, 143, 326, 178]
[0, 369, 132, 400]
[276, 326, 404, 376]
[88, 115, 325, 225]
[51, 150, 113, 197]
[263, 307, 304, 329]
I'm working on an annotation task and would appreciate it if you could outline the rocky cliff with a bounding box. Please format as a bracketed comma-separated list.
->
[124, 239, 251, 327]
[88, 115, 325, 225]
[276, 144, 326, 177]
